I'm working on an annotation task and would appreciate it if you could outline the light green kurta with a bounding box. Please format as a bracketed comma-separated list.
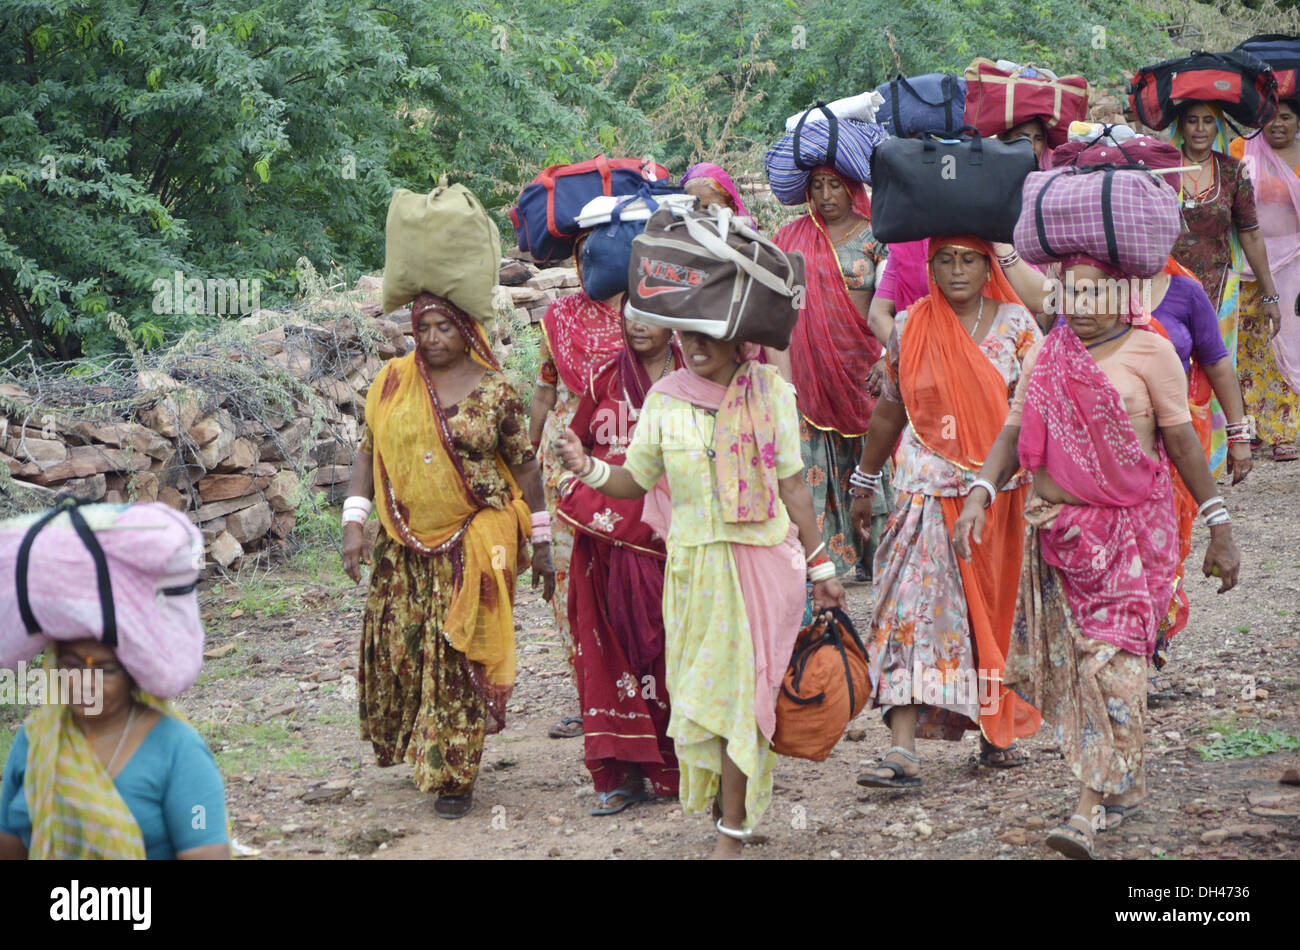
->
[623, 377, 802, 826]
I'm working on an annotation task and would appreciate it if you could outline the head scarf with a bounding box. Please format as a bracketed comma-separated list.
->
[682, 163, 750, 217]
[540, 288, 624, 395]
[900, 236, 1025, 470]
[771, 165, 881, 435]
[411, 292, 499, 370]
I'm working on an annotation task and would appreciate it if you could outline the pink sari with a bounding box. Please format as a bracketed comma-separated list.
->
[1018, 323, 1179, 657]
[1239, 132, 1300, 391]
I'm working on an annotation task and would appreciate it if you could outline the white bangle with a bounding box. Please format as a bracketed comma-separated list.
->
[1196, 495, 1225, 518]
[342, 510, 368, 526]
[808, 561, 836, 583]
[970, 478, 998, 507]
[805, 541, 827, 565]
[1204, 509, 1231, 527]
[344, 496, 372, 515]
[578, 457, 612, 489]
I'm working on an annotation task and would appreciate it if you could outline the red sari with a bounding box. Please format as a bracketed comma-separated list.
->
[556, 341, 682, 796]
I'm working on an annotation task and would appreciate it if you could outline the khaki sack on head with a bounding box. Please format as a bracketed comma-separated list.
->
[382, 184, 501, 326]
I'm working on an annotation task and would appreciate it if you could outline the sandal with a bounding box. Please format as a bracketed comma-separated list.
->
[590, 786, 649, 817]
[547, 716, 584, 739]
[1101, 803, 1141, 831]
[856, 746, 922, 789]
[978, 739, 1027, 769]
[1045, 814, 1096, 860]
[433, 791, 474, 820]
[1273, 443, 1299, 462]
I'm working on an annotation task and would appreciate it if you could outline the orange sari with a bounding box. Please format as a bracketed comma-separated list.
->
[365, 317, 531, 724]
[899, 237, 1042, 748]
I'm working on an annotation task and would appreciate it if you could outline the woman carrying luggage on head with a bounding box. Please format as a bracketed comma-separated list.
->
[554, 322, 844, 858]
[773, 165, 894, 582]
[849, 237, 1043, 788]
[953, 252, 1241, 859]
[1228, 96, 1300, 462]
[343, 290, 555, 819]
[1170, 100, 1282, 475]
[557, 310, 684, 817]
[530, 235, 625, 740]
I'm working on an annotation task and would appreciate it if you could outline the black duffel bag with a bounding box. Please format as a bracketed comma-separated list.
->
[868, 127, 1038, 244]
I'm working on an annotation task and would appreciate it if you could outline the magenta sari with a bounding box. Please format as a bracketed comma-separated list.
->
[1018, 324, 1179, 657]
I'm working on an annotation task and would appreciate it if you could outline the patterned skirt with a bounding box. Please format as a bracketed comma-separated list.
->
[798, 419, 892, 577]
[868, 492, 980, 740]
[1238, 280, 1300, 447]
[359, 534, 487, 795]
[1007, 520, 1147, 798]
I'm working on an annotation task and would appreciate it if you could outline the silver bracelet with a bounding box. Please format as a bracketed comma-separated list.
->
[849, 466, 882, 492]
[1204, 508, 1232, 527]
[970, 477, 998, 507]
[1261, 293, 1281, 305]
[1196, 495, 1225, 518]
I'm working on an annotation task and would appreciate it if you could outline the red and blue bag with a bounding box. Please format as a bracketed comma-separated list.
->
[509, 155, 670, 262]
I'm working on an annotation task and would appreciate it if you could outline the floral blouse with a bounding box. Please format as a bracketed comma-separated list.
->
[360, 370, 533, 510]
[835, 222, 888, 291]
[881, 302, 1041, 497]
[1171, 150, 1259, 309]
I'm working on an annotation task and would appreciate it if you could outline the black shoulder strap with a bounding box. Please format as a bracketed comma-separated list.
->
[1101, 168, 1120, 269]
[16, 497, 118, 647]
[1034, 171, 1063, 259]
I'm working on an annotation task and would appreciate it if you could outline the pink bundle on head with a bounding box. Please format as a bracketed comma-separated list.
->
[682, 163, 751, 218]
[0, 501, 206, 698]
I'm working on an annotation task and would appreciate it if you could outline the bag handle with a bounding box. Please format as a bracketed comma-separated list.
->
[793, 101, 838, 172]
[1033, 171, 1063, 259]
[609, 183, 660, 227]
[679, 208, 799, 299]
[920, 125, 983, 165]
[17, 496, 118, 647]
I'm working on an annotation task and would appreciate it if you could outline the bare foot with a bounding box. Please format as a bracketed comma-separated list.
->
[710, 834, 744, 860]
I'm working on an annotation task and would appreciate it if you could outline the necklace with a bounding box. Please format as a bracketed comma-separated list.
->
[966, 296, 986, 341]
[1085, 324, 1131, 352]
[1181, 152, 1217, 209]
[102, 704, 137, 776]
[690, 405, 718, 459]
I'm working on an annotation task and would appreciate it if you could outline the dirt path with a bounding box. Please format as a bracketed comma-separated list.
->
[189, 457, 1300, 860]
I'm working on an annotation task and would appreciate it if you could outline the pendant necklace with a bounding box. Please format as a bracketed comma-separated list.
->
[690, 405, 718, 459]
[967, 296, 986, 341]
[101, 704, 137, 776]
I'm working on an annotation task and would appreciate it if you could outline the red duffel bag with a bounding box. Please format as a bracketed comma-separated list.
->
[1014, 165, 1182, 278]
[963, 58, 1089, 148]
[1128, 49, 1278, 131]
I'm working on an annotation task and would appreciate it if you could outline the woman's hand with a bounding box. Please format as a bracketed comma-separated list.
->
[1203, 526, 1240, 593]
[951, 493, 988, 561]
[811, 577, 847, 612]
[1263, 299, 1283, 338]
[554, 427, 588, 474]
[342, 522, 369, 584]
[866, 356, 888, 397]
[532, 542, 556, 601]
[1226, 442, 1253, 484]
[849, 493, 874, 542]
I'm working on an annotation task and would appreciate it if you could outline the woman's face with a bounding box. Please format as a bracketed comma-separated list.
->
[416, 308, 468, 370]
[624, 315, 671, 356]
[1002, 119, 1046, 159]
[1265, 103, 1300, 150]
[1180, 103, 1218, 155]
[810, 172, 852, 223]
[929, 247, 990, 308]
[56, 639, 133, 724]
[685, 178, 735, 212]
[1062, 264, 1124, 340]
[680, 331, 739, 382]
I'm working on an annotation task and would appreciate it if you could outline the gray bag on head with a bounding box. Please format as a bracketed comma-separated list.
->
[625, 205, 805, 349]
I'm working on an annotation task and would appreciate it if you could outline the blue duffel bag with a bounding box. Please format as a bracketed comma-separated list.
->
[509, 155, 670, 262]
[579, 196, 651, 300]
[874, 73, 967, 137]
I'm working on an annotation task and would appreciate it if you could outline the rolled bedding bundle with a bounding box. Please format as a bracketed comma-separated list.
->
[764, 104, 887, 205]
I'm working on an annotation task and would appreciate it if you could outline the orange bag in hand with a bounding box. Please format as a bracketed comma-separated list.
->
[772, 607, 870, 761]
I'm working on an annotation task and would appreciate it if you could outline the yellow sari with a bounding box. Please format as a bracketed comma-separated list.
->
[364, 338, 530, 718]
